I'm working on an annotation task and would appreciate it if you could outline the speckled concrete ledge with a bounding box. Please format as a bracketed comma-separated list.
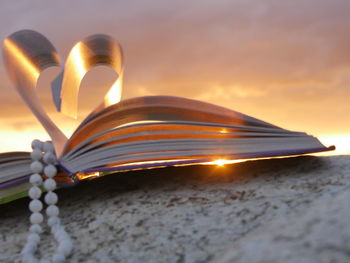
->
[215, 186, 350, 263]
[1, 155, 349, 263]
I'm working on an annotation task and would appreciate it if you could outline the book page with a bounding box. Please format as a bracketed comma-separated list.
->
[64, 96, 284, 155]
[3, 30, 68, 154]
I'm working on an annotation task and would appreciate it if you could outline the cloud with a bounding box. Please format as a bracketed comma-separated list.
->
[0, 0, 349, 139]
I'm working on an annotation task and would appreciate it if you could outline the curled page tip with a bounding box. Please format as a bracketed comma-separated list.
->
[57, 34, 124, 119]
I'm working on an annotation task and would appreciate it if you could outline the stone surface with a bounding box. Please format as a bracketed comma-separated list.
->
[215, 177, 350, 263]
[0, 155, 349, 263]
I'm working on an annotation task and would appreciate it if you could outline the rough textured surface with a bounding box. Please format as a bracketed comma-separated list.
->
[0, 155, 350, 263]
[215, 187, 350, 263]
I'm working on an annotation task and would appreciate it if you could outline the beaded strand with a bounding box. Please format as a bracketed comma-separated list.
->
[22, 140, 73, 263]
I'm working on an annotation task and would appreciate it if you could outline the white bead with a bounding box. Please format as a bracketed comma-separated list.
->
[43, 152, 56, 164]
[29, 200, 43, 212]
[22, 250, 36, 260]
[23, 242, 37, 253]
[46, 205, 59, 217]
[30, 149, 42, 161]
[44, 179, 56, 191]
[52, 253, 65, 263]
[28, 186, 42, 199]
[30, 161, 43, 173]
[27, 233, 40, 243]
[29, 224, 42, 234]
[30, 212, 43, 224]
[25, 256, 39, 263]
[56, 230, 68, 241]
[43, 141, 55, 153]
[44, 165, 57, 178]
[22, 252, 36, 262]
[31, 140, 43, 150]
[48, 216, 60, 227]
[22, 248, 38, 262]
[26, 257, 39, 263]
[51, 224, 60, 234]
[58, 240, 73, 256]
[30, 174, 43, 186]
[45, 192, 58, 205]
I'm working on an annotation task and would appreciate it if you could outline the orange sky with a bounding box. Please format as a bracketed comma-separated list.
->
[0, 0, 349, 154]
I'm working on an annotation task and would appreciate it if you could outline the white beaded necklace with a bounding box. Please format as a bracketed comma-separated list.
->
[22, 140, 73, 263]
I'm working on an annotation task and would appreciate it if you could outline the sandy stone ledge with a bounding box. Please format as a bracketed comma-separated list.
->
[1, 155, 349, 263]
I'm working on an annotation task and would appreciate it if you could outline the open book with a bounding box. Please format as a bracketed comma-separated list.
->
[0, 30, 335, 204]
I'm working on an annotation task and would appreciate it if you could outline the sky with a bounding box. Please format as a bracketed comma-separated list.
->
[0, 0, 349, 154]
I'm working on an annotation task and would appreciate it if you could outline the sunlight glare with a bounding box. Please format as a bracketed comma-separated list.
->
[104, 73, 123, 106]
[317, 133, 350, 156]
[70, 42, 86, 79]
[3, 38, 39, 80]
[206, 159, 245, 166]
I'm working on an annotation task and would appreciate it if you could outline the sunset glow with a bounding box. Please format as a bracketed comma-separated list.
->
[317, 134, 350, 156]
[204, 159, 250, 166]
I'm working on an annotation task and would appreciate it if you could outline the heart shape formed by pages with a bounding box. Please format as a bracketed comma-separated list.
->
[3, 30, 123, 155]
